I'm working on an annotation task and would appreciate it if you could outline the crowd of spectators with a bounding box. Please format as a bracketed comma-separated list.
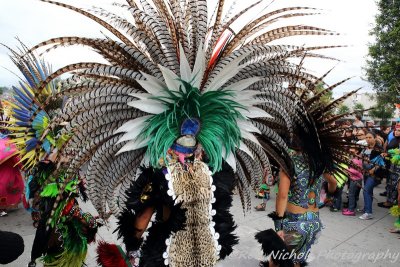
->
[328, 116, 400, 230]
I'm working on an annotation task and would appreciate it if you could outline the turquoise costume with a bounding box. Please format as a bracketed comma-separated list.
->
[282, 153, 322, 264]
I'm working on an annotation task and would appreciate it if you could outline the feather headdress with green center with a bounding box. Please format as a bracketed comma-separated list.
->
[23, 0, 346, 214]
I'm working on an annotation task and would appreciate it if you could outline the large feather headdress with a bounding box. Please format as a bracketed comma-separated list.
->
[2, 44, 68, 170]
[25, 0, 341, 215]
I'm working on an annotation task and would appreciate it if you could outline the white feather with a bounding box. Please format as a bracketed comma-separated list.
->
[179, 43, 191, 82]
[116, 137, 150, 155]
[205, 66, 244, 92]
[222, 147, 237, 172]
[136, 72, 168, 96]
[237, 119, 261, 134]
[232, 90, 259, 101]
[204, 52, 251, 92]
[238, 141, 254, 160]
[159, 65, 181, 92]
[240, 130, 263, 148]
[241, 106, 273, 118]
[117, 125, 147, 143]
[115, 115, 152, 133]
[191, 43, 205, 89]
[141, 153, 151, 168]
[224, 77, 262, 92]
[128, 99, 167, 114]
[235, 98, 267, 107]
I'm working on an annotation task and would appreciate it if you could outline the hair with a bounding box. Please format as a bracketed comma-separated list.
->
[366, 131, 376, 138]
[355, 114, 362, 120]
[357, 128, 366, 135]
[288, 135, 302, 151]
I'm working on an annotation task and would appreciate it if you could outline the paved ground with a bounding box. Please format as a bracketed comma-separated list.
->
[1, 182, 399, 267]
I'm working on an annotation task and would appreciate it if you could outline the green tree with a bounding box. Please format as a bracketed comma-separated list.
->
[337, 104, 350, 115]
[315, 82, 333, 106]
[365, 0, 400, 104]
[353, 102, 365, 112]
[0, 86, 9, 95]
[369, 92, 395, 126]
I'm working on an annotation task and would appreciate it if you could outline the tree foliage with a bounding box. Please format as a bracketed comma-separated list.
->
[314, 82, 333, 106]
[0, 86, 9, 95]
[337, 104, 350, 115]
[365, 0, 400, 102]
[353, 102, 365, 112]
[369, 91, 395, 125]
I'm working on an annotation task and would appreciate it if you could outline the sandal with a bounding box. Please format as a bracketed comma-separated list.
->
[255, 203, 266, 211]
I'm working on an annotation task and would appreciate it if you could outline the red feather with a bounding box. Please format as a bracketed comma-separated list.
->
[96, 241, 130, 267]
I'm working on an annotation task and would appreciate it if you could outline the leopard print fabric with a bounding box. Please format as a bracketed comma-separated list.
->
[165, 160, 219, 267]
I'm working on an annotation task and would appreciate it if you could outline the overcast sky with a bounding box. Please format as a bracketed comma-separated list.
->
[0, 0, 378, 97]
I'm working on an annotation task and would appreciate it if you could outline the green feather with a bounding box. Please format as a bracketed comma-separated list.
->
[395, 218, 400, 229]
[40, 183, 58, 197]
[140, 80, 244, 172]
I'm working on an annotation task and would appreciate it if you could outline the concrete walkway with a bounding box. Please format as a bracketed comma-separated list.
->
[1, 182, 399, 267]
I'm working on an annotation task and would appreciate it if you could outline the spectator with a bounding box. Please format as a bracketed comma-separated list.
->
[342, 149, 363, 216]
[343, 128, 355, 142]
[366, 120, 375, 129]
[359, 132, 384, 220]
[354, 128, 367, 145]
[374, 130, 385, 146]
[353, 114, 364, 128]
[387, 119, 400, 144]
[342, 120, 352, 128]
[379, 125, 400, 208]
[380, 125, 391, 141]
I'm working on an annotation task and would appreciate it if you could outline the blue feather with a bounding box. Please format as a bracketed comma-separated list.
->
[19, 81, 34, 99]
[13, 108, 31, 118]
[14, 95, 31, 109]
[27, 65, 39, 87]
[21, 68, 36, 88]
[35, 59, 47, 81]
[42, 139, 51, 153]
[14, 114, 31, 121]
[13, 86, 33, 105]
[16, 121, 31, 127]
[24, 175, 34, 212]
[25, 137, 38, 151]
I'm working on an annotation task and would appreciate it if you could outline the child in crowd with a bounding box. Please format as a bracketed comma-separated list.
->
[342, 149, 363, 216]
